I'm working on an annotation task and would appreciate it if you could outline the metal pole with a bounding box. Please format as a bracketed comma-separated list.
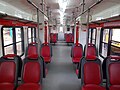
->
[82, 0, 85, 12]
[37, 9, 40, 39]
[85, 9, 90, 57]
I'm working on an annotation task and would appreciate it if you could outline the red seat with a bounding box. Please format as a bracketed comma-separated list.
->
[17, 83, 41, 90]
[1, 54, 22, 77]
[26, 43, 38, 56]
[82, 84, 106, 90]
[17, 57, 42, 90]
[50, 33, 57, 43]
[66, 34, 72, 43]
[106, 56, 120, 90]
[71, 43, 83, 63]
[40, 43, 52, 63]
[0, 57, 18, 90]
[84, 44, 98, 57]
[26, 43, 46, 78]
[81, 56, 105, 90]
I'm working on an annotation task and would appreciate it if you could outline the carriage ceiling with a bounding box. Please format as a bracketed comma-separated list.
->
[0, 0, 120, 24]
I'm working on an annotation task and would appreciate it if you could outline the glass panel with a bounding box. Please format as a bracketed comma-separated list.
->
[4, 45, 14, 55]
[28, 39, 32, 43]
[101, 43, 108, 57]
[92, 29, 96, 44]
[16, 28, 22, 42]
[16, 42, 22, 55]
[3, 28, 13, 46]
[111, 28, 120, 56]
[28, 28, 32, 39]
[103, 29, 109, 43]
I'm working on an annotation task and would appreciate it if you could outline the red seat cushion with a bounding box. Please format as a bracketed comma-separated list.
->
[72, 57, 81, 63]
[17, 83, 41, 90]
[110, 85, 120, 90]
[0, 83, 14, 90]
[43, 57, 51, 63]
[82, 84, 106, 90]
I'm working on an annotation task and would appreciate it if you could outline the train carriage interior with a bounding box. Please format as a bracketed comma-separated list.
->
[0, 0, 120, 90]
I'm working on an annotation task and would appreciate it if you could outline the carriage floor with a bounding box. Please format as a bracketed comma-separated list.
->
[43, 44, 81, 90]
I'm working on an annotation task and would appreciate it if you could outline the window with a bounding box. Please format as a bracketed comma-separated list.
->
[2, 26, 24, 56]
[88, 28, 97, 44]
[27, 27, 36, 43]
[111, 29, 120, 56]
[99, 28, 109, 58]
[100, 28, 120, 58]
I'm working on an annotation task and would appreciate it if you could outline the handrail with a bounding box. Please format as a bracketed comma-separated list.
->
[27, 0, 48, 18]
[76, 0, 103, 18]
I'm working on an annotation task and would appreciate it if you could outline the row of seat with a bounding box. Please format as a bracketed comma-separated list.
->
[64, 33, 74, 43]
[71, 43, 97, 64]
[50, 33, 58, 44]
[79, 54, 120, 90]
[26, 42, 52, 63]
[0, 54, 43, 90]
[0, 42, 53, 90]
[71, 43, 120, 90]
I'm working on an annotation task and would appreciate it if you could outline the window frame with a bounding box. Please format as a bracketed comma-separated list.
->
[1, 26, 24, 56]
[99, 27, 120, 58]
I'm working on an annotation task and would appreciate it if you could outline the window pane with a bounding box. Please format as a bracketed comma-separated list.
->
[28, 39, 32, 43]
[111, 29, 120, 56]
[28, 28, 32, 39]
[16, 28, 22, 42]
[112, 29, 120, 42]
[16, 42, 22, 55]
[101, 43, 108, 57]
[3, 28, 13, 46]
[103, 29, 109, 43]
[4, 45, 14, 55]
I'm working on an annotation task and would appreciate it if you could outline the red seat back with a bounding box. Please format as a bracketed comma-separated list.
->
[106, 56, 120, 87]
[84, 44, 98, 57]
[72, 44, 83, 58]
[40, 43, 52, 57]
[41, 45, 50, 57]
[81, 56, 103, 85]
[26, 43, 38, 56]
[23, 62, 41, 83]
[1, 54, 21, 77]
[66, 34, 71, 43]
[0, 56, 18, 86]
[0, 62, 16, 83]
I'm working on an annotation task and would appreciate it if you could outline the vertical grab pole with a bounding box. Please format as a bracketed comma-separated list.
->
[85, 9, 90, 57]
[37, 8, 40, 40]
[37, 8, 40, 57]
[76, 21, 79, 45]
[44, 21, 48, 43]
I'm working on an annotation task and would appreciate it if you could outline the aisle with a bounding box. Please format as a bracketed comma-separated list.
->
[43, 45, 81, 90]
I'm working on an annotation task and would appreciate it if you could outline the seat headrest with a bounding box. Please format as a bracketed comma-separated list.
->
[86, 55, 97, 60]
[27, 54, 38, 59]
[29, 42, 37, 45]
[2, 54, 17, 59]
[88, 43, 94, 46]
[109, 55, 120, 60]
